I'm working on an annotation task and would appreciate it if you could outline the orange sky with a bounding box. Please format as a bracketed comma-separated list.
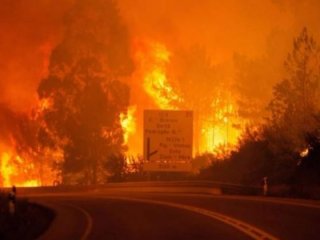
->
[1, 0, 320, 112]
[119, 0, 320, 61]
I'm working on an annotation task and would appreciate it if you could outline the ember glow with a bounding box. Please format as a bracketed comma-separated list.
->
[300, 148, 309, 158]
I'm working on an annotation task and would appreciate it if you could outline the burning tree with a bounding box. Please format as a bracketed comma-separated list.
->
[131, 41, 244, 159]
[169, 46, 242, 154]
[169, 46, 219, 153]
[37, 0, 133, 184]
[0, 105, 39, 186]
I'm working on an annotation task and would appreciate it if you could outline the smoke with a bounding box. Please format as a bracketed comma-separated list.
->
[0, 104, 20, 147]
[119, 0, 320, 60]
[0, 0, 71, 186]
[1, 0, 320, 112]
[0, 0, 320, 160]
[117, 0, 320, 119]
[0, 0, 73, 112]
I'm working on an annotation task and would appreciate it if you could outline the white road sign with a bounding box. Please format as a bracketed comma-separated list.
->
[143, 110, 193, 172]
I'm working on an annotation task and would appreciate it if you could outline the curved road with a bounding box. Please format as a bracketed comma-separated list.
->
[25, 185, 320, 240]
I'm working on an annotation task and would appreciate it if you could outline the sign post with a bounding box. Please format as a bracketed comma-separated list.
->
[143, 110, 193, 172]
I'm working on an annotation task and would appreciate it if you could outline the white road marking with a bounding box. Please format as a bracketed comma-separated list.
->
[99, 196, 279, 240]
[63, 203, 93, 240]
[29, 188, 320, 240]
[27, 190, 320, 209]
[206, 195, 320, 210]
[110, 191, 320, 209]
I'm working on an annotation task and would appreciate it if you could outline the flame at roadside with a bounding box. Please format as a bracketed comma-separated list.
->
[125, 40, 244, 160]
[0, 99, 62, 187]
[0, 148, 40, 187]
[120, 105, 137, 149]
[0, 38, 245, 186]
[200, 97, 243, 155]
[136, 41, 182, 110]
[0, 143, 63, 187]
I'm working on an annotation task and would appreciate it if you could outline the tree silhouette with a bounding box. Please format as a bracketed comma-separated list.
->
[268, 28, 320, 151]
[37, 0, 133, 184]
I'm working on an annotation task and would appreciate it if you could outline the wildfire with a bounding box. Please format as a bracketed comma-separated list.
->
[0, 150, 40, 187]
[137, 42, 182, 109]
[120, 105, 137, 146]
[128, 39, 244, 160]
[1, 36, 245, 186]
[0, 152, 14, 187]
[200, 100, 242, 154]
[0, 97, 63, 187]
[0, 146, 63, 187]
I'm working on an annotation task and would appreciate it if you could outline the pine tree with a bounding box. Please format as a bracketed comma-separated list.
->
[268, 28, 320, 151]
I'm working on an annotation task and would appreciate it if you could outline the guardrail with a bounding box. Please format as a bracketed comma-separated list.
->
[107, 181, 261, 195]
[9, 181, 261, 196]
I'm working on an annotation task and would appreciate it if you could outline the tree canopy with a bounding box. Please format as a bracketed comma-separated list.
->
[37, 0, 133, 184]
[268, 28, 320, 151]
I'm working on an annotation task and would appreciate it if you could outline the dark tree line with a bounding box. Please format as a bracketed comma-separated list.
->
[201, 28, 320, 195]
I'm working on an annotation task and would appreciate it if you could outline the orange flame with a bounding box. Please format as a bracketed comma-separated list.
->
[137, 42, 182, 109]
[0, 98, 63, 187]
[200, 100, 242, 155]
[120, 105, 137, 147]
[0, 146, 63, 187]
[128, 39, 244, 160]
[0, 150, 40, 187]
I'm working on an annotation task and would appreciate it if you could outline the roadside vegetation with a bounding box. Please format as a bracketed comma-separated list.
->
[197, 28, 320, 199]
[114, 28, 320, 200]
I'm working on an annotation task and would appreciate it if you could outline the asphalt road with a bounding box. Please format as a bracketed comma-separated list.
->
[24, 185, 320, 240]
